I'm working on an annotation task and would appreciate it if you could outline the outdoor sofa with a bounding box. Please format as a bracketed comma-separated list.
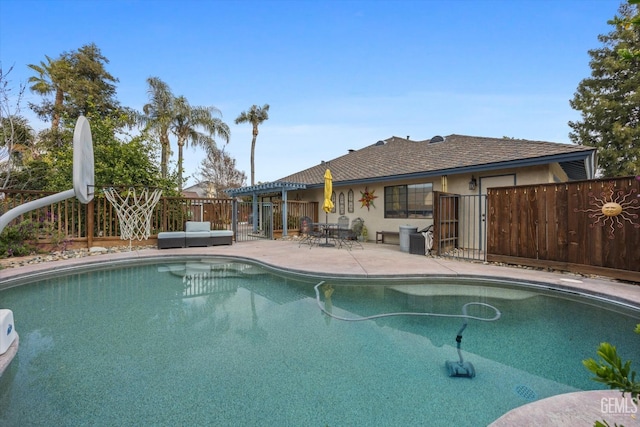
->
[157, 221, 233, 249]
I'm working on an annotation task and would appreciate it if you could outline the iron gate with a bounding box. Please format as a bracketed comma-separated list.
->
[436, 194, 487, 261]
[233, 201, 274, 241]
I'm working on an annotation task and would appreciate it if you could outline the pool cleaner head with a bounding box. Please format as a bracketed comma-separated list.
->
[446, 324, 476, 378]
[446, 360, 475, 378]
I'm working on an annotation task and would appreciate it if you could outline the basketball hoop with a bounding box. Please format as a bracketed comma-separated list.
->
[0, 116, 94, 234]
[103, 187, 163, 249]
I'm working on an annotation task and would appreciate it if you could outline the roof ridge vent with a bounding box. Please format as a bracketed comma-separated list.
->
[374, 140, 385, 146]
[429, 135, 445, 144]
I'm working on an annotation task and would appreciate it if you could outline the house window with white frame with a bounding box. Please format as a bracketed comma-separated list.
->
[384, 183, 433, 218]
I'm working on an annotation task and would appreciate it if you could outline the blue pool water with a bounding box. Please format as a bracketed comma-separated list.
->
[0, 258, 638, 426]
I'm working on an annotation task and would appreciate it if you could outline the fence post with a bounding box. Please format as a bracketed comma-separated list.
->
[86, 199, 94, 249]
[232, 199, 237, 240]
[162, 197, 168, 232]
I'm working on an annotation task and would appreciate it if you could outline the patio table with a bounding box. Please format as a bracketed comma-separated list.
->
[315, 223, 338, 247]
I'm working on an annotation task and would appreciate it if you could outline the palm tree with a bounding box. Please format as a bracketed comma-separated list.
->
[170, 96, 230, 189]
[141, 77, 174, 179]
[234, 104, 269, 186]
[27, 55, 69, 131]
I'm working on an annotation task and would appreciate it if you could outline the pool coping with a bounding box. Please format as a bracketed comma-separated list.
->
[1, 240, 639, 426]
[490, 389, 639, 426]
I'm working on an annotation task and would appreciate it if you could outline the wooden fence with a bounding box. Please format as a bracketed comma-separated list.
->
[0, 189, 319, 250]
[4, 179, 639, 282]
[486, 176, 640, 282]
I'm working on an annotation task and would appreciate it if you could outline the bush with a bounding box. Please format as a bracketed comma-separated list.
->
[584, 324, 640, 426]
[0, 220, 39, 257]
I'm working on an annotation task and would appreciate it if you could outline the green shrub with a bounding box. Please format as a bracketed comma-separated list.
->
[0, 220, 39, 258]
[584, 324, 640, 427]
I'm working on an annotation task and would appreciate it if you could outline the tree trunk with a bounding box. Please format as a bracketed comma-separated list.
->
[251, 124, 259, 186]
[160, 127, 170, 179]
[52, 88, 64, 131]
[177, 140, 185, 191]
[250, 135, 257, 186]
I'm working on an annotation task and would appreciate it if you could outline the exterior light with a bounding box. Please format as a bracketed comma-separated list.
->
[469, 176, 477, 191]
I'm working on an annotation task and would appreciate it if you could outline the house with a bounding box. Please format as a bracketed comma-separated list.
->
[181, 182, 215, 198]
[227, 134, 597, 242]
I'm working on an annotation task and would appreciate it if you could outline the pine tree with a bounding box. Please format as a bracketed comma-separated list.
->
[569, 3, 640, 177]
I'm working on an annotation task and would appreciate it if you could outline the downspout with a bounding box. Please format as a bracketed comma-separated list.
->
[586, 151, 597, 179]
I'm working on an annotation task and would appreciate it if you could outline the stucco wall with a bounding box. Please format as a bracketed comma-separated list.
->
[292, 163, 565, 242]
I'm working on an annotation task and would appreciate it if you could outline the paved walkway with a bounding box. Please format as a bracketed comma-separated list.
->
[1, 239, 639, 426]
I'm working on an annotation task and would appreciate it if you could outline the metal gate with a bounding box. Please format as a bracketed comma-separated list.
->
[233, 201, 274, 241]
[436, 194, 487, 261]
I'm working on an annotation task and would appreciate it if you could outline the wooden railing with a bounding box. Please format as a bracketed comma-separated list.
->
[272, 200, 319, 232]
[0, 189, 319, 249]
[0, 190, 87, 241]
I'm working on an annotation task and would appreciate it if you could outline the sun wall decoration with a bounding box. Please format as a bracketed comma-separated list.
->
[573, 179, 640, 239]
[359, 187, 377, 210]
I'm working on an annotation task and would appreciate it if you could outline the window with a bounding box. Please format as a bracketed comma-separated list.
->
[348, 189, 354, 213]
[339, 192, 345, 215]
[384, 183, 433, 218]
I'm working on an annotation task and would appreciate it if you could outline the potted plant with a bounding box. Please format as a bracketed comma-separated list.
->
[361, 225, 368, 242]
[351, 218, 364, 241]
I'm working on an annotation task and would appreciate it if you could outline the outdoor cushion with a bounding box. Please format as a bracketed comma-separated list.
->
[185, 221, 211, 232]
[186, 231, 211, 238]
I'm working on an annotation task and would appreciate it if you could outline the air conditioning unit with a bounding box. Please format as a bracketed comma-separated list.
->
[0, 309, 17, 355]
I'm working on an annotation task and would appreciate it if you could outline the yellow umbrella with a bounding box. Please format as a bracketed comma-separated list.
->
[322, 169, 334, 214]
[319, 169, 334, 247]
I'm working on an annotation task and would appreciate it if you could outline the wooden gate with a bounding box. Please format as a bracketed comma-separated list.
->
[434, 191, 487, 261]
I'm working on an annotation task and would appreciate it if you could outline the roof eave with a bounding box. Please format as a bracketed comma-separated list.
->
[225, 181, 307, 197]
[303, 150, 597, 188]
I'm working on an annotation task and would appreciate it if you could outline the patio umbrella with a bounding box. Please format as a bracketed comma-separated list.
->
[323, 168, 334, 214]
[321, 169, 334, 246]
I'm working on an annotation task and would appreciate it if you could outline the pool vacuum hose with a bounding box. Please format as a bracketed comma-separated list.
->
[313, 282, 501, 379]
[445, 303, 480, 378]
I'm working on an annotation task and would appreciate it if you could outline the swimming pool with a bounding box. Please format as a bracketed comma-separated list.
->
[1, 258, 638, 426]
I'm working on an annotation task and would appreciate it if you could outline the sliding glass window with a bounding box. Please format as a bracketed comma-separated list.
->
[384, 183, 433, 218]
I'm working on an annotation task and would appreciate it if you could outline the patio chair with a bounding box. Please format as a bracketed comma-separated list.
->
[298, 216, 314, 247]
[335, 216, 363, 250]
[338, 215, 349, 229]
[348, 218, 365, 249]
[298, 216, 324, 248]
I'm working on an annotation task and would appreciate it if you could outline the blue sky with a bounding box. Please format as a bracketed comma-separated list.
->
[0, 0, 622, 187]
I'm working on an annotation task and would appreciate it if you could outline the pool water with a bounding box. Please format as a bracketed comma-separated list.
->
[1, 259, 638, 426]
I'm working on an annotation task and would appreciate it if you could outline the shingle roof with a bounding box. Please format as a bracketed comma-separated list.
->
[278, 134, 596, 186]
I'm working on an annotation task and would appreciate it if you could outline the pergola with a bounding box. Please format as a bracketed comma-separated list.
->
[225, 181, 307, 236]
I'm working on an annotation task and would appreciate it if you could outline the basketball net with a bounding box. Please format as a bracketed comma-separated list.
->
[103, 187, 163, 249]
